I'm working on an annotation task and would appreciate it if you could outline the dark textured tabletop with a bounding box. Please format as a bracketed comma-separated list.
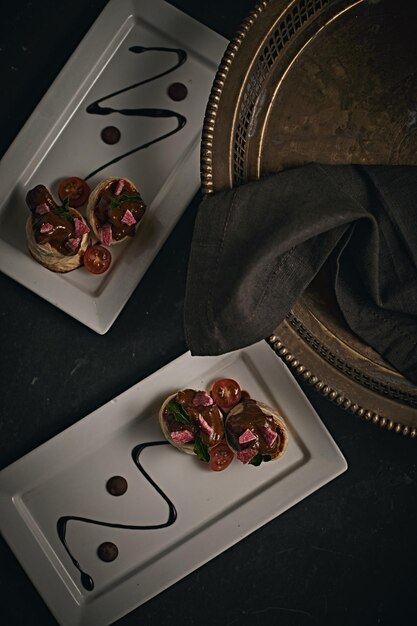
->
[0, 1, 416, 625]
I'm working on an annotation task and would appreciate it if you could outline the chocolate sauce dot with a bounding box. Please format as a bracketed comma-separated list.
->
[167, 82, 188, 101]
[101, 126, 121, 145]
[106, 475, 128, 496]
[97, 542, 119, 562]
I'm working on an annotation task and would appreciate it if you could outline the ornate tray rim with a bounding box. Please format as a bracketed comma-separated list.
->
[200, 0, 417, 438]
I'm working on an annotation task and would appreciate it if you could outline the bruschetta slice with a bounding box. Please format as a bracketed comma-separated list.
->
[86, 177, 146, 245]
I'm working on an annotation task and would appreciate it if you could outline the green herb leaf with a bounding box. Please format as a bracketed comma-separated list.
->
[249, 453, 272, 466]
[167, 400, 192, 426]
[193, 437, 210, 463]
[110, 193, 143, 210]
[54, 197, 74, 222]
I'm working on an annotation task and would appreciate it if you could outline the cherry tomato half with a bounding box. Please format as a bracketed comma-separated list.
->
[58, 177, 90, 207]
[83, 244, 112, 274]
[208, 442, 234, 472]
[211, 378, 242, 410]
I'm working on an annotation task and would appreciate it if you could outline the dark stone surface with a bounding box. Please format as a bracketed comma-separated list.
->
[0, 1, 416, 625]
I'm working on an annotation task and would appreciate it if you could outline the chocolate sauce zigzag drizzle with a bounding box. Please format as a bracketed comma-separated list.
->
[57, 441, 177, 592]
[85, 46, 187, 180]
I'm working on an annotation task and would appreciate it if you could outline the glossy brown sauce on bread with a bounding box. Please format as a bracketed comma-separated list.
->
[163, 389, 225, 447]
[226, 399, 285, 456]
[26, 185, 80, 256]
[94, 179, 146, 241]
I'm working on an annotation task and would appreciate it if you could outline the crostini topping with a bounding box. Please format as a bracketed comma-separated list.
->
[160, 379, 288, 472]
[164, 390, 225, 450]
[94, 179, 146, 242]
[26, 185, 84, 256]
[226, 399, 286, 465]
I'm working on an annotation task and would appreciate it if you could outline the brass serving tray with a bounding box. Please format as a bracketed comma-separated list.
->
[201, 0, 417, 436]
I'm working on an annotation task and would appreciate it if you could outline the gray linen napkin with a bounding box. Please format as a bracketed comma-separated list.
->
[184, 163, 417, 383]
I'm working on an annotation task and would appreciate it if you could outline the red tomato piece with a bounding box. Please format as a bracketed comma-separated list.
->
[211, 378, 242, 410]
[58, 177, 90, 207]
[83, 244, 112, 274]
[208, 442, 234, 471]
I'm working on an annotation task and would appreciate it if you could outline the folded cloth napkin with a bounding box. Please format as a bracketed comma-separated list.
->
[184, 163, 417, 384]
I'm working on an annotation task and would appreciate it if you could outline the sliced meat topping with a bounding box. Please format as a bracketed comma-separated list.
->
[65, 237, 81, 252]
[198, 414, 214, 436]
[40, 222, 53, 234]
[99, 224, 112, 246]
[171, 430, 194, 444]
[35, 203, 50, 215]
[74, 217, 90, 238]
[192, 391, 213, 407]
[238, 428, 257, 445]
[237, 448, 258, 464]
[262, 426, 278, 448]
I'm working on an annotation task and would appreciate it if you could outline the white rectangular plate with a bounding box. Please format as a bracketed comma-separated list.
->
[0, 0, 226, 333]
[0, 342, 347, 626]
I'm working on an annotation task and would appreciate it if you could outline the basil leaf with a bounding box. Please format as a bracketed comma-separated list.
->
[249, 453, 263, 466]
[110, 193, 143, 209]
[54, 197, 74, 222]
[167, 400, 192, 426]
[193, 437, 210, 463]
[249, 453, 272, 466]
